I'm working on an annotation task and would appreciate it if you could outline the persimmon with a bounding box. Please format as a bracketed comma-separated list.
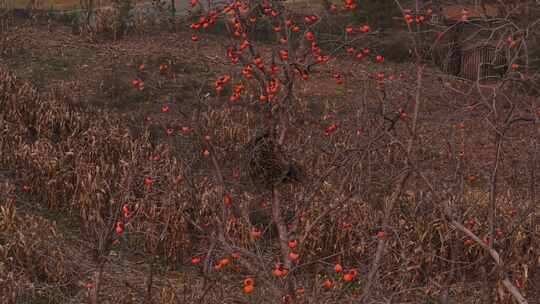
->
[345, 0, 357, 10]
[159, 64, 168, 73]
[464, 239, 474, 246]
[327, 4, 339, 12]
[215, 85, 224, 95]
[360, 24, 370, 33]
[224, 195, 233, 207]
[191, 257, 201, 265]
[218, 258, 230, 268]
[251, 228, 262, 239]
[144, 177, 154, 186]
[288, 239, 298, 249]
[376, 55, 384, 63]
[115, 221, 124, 236]
[239, 40, 250, 50]
[270, 65, 280, 75]
[254, 57, 263, 67]
[132, 79, 144, 90]
[345, 25, 354, 35]
[341, 222, 353, 230]
[273, 268, 284, 277]
[288, 252, 300, 262]
[85, 282, 95, 289]
[191, 35, 199, 42]
[279, 50, 289, 61]
[511, 63, 519, 71]
[241, 66, 253, 79]
[323, 279, 333, 289]
[244, 278, 254, 286]
[273, 264, 288, 277]
[334, 263, 343, 273]
[325, 123, 338, 135]
[404, 14, 414, 24]
[122, 204, 130, 218]
[399, 109, 408, 120]
[305, 31, 315, 41]
[161, 105, 169, 113]
[376, 231, 386, 239]
[202, 149, 210, 157]
[467, 175, 477, 183]
[510, 208, 518, 217]
[343, 273, 354, 282]
[243, 285, 254, 294]
[282, 295, 293, 303]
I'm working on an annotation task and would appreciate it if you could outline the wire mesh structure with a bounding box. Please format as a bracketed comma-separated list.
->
[433, 20, 509, 82]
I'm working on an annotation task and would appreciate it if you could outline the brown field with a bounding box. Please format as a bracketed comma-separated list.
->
[11, 0, 91, 9]
[1, 2, 539, 304]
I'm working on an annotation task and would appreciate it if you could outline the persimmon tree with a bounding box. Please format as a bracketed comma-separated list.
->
[179, 0, 413, 301]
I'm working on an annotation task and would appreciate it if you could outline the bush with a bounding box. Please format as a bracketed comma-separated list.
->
[352, 0, 400, 30]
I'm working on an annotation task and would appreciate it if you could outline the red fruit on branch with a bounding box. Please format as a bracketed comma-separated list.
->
[288, 252, 300, 262]
[288, 239, 298, 249]
[325, 123, 338, 135]
[243, 285, 254, 294]
[224, 195, 233, 207]
[115, 221, 124, 236]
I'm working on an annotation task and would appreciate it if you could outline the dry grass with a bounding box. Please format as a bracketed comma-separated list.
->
[11, 0, 88, 9]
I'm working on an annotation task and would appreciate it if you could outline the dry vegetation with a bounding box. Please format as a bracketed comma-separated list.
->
[1, 1, 540, 303]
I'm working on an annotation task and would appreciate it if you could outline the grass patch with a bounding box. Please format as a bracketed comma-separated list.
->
[29, 56, 72, 87]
